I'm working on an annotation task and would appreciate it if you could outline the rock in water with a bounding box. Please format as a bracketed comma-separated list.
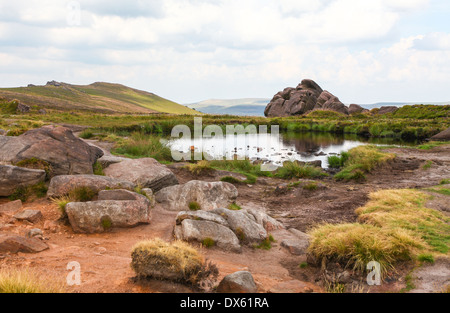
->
[155, 180, 238, 211]
[0, 125, 103, 177]
[104, 158, 178, 192]
[0, 165, 46, 197]
[264, 79, 349, 117]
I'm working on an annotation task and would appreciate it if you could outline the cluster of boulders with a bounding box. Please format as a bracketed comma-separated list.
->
[264, 79, 349, 117]
[264, 79, 401, 117]
[174, 207, 284, 253]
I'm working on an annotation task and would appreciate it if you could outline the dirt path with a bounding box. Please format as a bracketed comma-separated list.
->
[1, 144, 449, 293]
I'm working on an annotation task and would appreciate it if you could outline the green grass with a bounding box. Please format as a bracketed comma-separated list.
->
[254, 235, 275, 250]
[417, 254, 435, 264]
[228, 203, 243, 211]
[93, 161, 105, 176]
[8, 182, 48, 202]
[0, 82, 199, 115]
[188, 201, 201, 211]
[202, 238, 216, 248]
[422, 160, 433, 170]
[303, 182, 318, 191]
[440, 179, 450, 185]
[334, 145, 395, 181]
[327, 152, 349, 169]
[112, 132, 172, 162]
[308, 189, 450, 275]
[276, 162, 327, 180]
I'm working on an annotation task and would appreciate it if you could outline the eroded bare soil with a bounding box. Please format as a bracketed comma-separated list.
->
[0, 144, 449, 293]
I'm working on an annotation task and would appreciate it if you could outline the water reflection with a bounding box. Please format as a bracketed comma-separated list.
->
[168, 131, 415, 168]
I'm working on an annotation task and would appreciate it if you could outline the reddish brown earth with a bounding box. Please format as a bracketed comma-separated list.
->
[0, 144, 449, 293]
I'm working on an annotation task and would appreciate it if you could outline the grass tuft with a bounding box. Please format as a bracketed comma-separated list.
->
[0, 268, 64, 293]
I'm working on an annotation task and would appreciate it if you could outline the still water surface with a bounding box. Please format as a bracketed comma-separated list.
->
[168, 132, 415, 168]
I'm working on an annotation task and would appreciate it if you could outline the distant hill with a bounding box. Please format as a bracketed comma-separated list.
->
[186, 98, 269, 116]
[187, 98, 450, 116]
[0, 81, 198, 115]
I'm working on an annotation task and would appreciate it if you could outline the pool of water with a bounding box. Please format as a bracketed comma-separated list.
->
[167, 132, 415, 168]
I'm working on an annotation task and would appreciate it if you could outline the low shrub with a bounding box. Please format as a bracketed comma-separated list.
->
[130, 238, 218, 286]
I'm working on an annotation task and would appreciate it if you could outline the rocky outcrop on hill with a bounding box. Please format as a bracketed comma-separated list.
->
[104, 158, 178, 192]
[264, 79, 349, 117]
[0, 165, 46, 196]
[348, 104, 369, 115]
[65, 189, 151, 233]
[377, 106, 399, 115]
[155, 180, 238, 211]
[0, 126, 103, 177]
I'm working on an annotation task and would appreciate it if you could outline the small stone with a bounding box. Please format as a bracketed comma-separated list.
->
[217, 271, 258, 293]
[0, 235, 49, 253]
[26, 228, 44, 240]
[14, 210, 43, 223]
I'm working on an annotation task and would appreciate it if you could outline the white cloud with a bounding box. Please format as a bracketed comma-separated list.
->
[0, 0, 449, 104]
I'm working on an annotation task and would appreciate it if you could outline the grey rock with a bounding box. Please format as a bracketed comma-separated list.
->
[104, 158, 178, 192]
[141, 188, 156, 207]
[0, 165, 46, 197]
[244, 208, 284, 232]
[348, 104, 368, 115]
[0, 235, 49, 253]
[176, 210, 229, 227]
[0, 125, 104, 177]
[16, 102, 31, 113]
[174, 219, 241, 253]
[217, 271, 257, 293]
[65, 192, 150, 233]
[212, 208, 267, 244]
[14, 210, 43, 223]
[155, 180, 238, 211]
[47, 174, 135, 197]
[26, 228, 44, 239]
[98, 189, 140, 201]
[281, 239, 309, 256]
[97, 155, 129, 168]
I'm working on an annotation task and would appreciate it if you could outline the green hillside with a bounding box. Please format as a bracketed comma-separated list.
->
[0, 82, 198, 115]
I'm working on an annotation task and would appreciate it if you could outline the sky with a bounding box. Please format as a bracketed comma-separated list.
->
[0, 0, 449, 104]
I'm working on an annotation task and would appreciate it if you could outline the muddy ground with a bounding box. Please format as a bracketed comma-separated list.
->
[0, 144, 449, 293]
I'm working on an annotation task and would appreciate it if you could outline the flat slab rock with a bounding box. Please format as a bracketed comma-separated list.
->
[65, 190, 151, 233]
[104, 158, 178, 192]
[156, 180, 238, 211]
[0, 235, 49, 253]
[14, 210, 43, 223]
[47, 174, 135, 197]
